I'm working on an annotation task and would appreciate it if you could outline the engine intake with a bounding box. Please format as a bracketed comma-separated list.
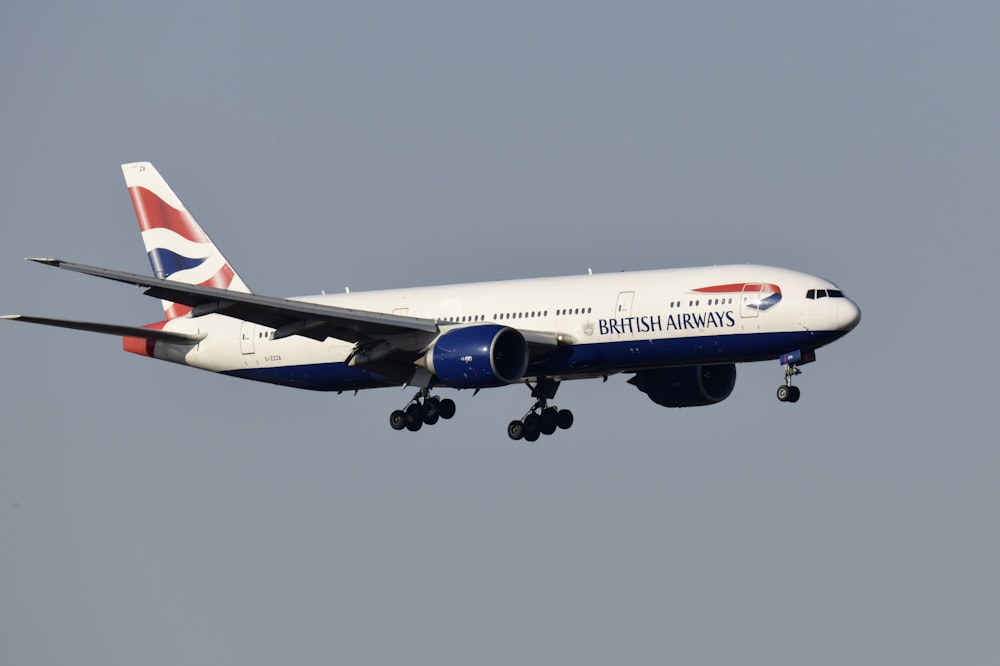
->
[426, 325, 529, 389]
[628, 364, 737, 407]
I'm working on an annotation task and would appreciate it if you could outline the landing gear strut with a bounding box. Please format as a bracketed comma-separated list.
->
[390, 388, 456, 432]
[508, 378, 574, 442]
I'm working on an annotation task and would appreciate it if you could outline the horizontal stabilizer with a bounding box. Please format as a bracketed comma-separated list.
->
[0, 314, 205, 344]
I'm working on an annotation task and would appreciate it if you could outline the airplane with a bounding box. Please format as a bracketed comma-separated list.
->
[3, 162, 861, 441]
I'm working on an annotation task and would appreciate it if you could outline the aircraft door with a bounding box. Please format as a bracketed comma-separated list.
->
[240, 321, 255, 354]
[615, 291, 635, 337]
[740, 283, 762, 329]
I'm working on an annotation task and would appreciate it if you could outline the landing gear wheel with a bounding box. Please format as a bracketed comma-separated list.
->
[523, 413, 540, 435]
[438, 398, 456, 420]
[423, 397, 440, 420]
[776, 385, 801, 402]
[406, 402, 424, 420]
[507, 420, 525, 441]
[405, 403, 424, 429]
[390, 410, 407, 431]
[556, 409, 574, 430]
[524, 429, 540, 442]
[540, 408, 558, 435]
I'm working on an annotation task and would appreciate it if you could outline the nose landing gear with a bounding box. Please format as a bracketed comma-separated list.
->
[508, 378, 574, 442]
[390, 388, 456, 432]
[776, 349, 815, 403]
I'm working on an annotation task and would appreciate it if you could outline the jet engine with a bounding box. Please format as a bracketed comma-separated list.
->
[425, 325, 529, 389]
[628, 364, 736, 408]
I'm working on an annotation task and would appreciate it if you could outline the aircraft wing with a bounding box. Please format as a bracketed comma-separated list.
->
[28, 258, 440, 344]
[23, 260, 574, 354]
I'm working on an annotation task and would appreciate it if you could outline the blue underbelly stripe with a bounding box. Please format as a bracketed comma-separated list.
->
[222, 330, 846, 392]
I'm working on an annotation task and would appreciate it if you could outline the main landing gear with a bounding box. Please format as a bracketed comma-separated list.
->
[507, 378, 574, 442]
[390, 388, 456, 432]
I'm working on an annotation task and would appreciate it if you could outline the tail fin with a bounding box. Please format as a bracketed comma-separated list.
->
[121, 162, 251, 319]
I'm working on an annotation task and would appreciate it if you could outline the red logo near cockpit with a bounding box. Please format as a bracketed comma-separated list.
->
[693, 283, 783, 311]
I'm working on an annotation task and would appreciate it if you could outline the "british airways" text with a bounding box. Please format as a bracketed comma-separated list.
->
[598, 311, 736, 335]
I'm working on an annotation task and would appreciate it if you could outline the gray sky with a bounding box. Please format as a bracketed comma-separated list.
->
[2, 2, 998, 664]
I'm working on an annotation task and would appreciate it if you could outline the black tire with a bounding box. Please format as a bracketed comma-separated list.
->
[438, 398, 457, 420]
[524, 429, 540, 442]
[390, 410, 407, 430]
[556, 409, 574, 430]
[405, 419, 423, 432]
[523, 413, 540, 435]
[423, 412, 440, 426]
[507, 420, 525, 440]
[788, 386, 801, 403]
[776, 385, 790, 402]
[405, 403, 424, 425]
[540, 408, 558, 436]
[423, 397, 440, 420]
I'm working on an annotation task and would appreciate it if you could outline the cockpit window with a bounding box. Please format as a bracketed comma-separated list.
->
[806, 288, 846, 299]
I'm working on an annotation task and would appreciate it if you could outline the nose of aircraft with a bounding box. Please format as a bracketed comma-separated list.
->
[837, 299, 861, 330]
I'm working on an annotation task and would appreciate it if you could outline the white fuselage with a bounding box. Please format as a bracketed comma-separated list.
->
[153, 264, 860, 391]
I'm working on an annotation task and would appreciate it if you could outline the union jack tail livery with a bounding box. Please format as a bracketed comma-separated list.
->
[122, 162, 251, 318]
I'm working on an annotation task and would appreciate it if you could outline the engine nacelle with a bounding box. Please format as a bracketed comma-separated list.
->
[628, 364, 737, 408]
[425, 325, 529, 389]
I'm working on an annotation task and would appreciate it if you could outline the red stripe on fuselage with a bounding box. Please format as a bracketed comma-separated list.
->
[694, 283, 781, 294]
